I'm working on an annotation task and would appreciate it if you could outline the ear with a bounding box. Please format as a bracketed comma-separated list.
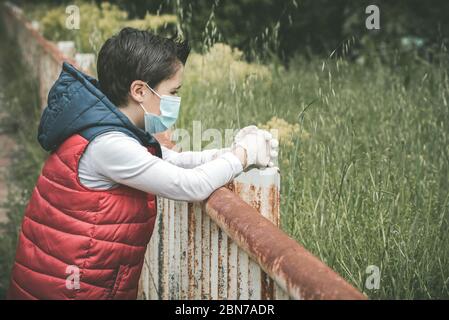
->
[129, 80, 147, 104]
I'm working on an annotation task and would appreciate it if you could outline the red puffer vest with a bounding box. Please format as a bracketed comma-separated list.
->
[7, 133, 158, 299]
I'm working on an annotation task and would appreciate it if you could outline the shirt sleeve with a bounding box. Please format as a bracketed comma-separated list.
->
[161, 145, 232, 169]
[87, 132, 243, 202]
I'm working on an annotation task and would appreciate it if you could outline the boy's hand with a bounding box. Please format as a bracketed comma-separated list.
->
[232, 126, 279, 169]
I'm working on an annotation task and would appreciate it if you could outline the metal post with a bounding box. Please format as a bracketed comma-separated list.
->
[139, 167, 289, 299]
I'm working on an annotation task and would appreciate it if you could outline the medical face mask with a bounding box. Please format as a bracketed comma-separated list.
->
[139, 83, 181, 134]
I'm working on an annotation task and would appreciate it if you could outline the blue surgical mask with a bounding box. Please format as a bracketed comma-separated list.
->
[139, 83, 181, 134]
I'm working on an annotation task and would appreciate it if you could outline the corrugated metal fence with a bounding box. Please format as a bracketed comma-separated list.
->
[138, 168, 290, 300]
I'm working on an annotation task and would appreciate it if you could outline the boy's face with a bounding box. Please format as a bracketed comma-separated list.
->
[128, 63, 184, 129]
[142, 64, 184, 116]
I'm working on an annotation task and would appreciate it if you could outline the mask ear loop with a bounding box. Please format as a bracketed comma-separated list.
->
[145, 83, 162, 99]
[139, 82, 159, 115]
[139, 102, 148, 114]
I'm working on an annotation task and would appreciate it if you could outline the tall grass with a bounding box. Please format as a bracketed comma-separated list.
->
[179, 43, 449, 298]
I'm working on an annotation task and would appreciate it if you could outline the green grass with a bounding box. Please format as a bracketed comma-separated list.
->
[178, 49, 449, 299]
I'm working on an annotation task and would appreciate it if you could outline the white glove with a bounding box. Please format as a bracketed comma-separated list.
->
[232, 126, 279, 169]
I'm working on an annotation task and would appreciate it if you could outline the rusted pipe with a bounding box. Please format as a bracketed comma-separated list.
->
[204, 187, 367, 300]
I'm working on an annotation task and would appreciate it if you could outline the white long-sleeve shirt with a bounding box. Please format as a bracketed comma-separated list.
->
[78, 131, 242, 202]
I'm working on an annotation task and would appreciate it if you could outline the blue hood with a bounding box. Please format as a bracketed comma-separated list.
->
[38, 62, 161, 155]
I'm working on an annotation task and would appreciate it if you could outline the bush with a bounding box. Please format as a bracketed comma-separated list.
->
[27, 1, 177, 54]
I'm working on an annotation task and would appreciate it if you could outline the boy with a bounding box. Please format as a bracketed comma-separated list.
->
[8, 28, 277, 299]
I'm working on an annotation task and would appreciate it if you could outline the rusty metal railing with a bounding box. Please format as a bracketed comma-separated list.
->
[139, 168, 366, 300]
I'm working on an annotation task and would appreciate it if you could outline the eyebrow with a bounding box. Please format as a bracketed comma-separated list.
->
[175, 84, 182, 89]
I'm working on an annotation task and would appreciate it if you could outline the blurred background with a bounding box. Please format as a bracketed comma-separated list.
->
[0, 0, 448, 299]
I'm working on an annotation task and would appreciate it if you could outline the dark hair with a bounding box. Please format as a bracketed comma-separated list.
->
[97, 27, 190, 106]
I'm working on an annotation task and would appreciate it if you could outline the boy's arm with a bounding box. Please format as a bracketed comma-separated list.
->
[161, 145, 232, 169]
[154, 130, 232, 169]
[87, 131, 243, 202]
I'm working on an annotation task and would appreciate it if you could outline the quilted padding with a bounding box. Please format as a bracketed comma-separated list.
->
[8, 134, 158, 299]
